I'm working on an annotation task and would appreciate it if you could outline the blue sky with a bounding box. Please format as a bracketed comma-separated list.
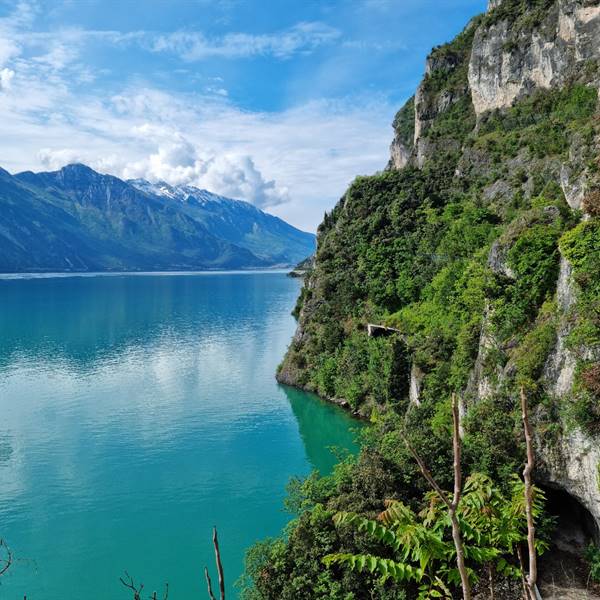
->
[0, 0, 486, 231]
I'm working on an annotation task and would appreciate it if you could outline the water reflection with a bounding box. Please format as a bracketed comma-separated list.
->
[0, 273, 360, 599]
[283, 385, 362, 474]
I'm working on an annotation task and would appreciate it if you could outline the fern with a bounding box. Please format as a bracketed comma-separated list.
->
[324, 472, 551, 596]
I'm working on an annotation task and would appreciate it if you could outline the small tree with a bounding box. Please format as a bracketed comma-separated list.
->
[324, 392, 549, 599]
[324, 472, 547, 599]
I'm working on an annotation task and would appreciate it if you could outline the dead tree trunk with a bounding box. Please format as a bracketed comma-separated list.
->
[205, 567, 217, 600]
[450, 394, 471, 600]
[205, 527, 225, 600]
[520, 388, 540, 600]
[404, 394, 471, 600]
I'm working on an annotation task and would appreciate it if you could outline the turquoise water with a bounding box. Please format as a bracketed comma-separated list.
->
[0, 272, 360, 599]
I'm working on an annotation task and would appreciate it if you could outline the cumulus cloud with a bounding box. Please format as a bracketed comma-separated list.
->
[122, 136, 289, 208]
[0, 2, 395, 230]
[3, 81, 393, 229]
[196, 154, 289, 207]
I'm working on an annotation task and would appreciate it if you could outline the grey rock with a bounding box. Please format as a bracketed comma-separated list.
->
[469, 1, 600, 115]
[488, 240, 516, 279]
[389, 137, 411, 170]
[409, 362, 424, 406]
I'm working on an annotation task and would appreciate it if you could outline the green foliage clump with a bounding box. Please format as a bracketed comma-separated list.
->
[568, 361, 600, 435]
[474, 84, 598, 161]
[490, 218, 563, 340]
[325, 473, 550, 599]
[462, 395, 523, 484]
[585, 544, 600, 583]
[392, 97, 415, 149]
[512, 300, 557, 389]
[559, 219, 600, 352]
[240, 451, 412, 600]
[310, 333, 410, 411]
[484, 0, 558, 30]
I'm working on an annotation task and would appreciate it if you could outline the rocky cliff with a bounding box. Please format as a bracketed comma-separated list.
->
[279, 0, 600, 557]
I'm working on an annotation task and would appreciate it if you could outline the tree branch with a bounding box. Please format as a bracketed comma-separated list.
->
[403, 394, 471, 599]
[119, 572, 143, 600]
[212, 527, 225, 600]
[205, 566, 217, 600]
[450, 393, 470, 600]
[520, 387, 539, 600]
[0, 539, 13, 577]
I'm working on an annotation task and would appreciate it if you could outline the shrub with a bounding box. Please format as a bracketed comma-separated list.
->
[582, 363, 600, 397]
[583, 189, 600, 217]
[585, 544, 600, 583]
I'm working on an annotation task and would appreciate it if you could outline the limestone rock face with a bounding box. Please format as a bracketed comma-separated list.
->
[487, 0, 505, 10]
[543, 255, 577, 392]
[387, 0, 600, 171]
[389, 137, 411, 170]
[538, 428, 600, 541]
[409, 363, 424, 406]
[386, 97, 415, 171]
[413, 51, 470, 167]
[469, 245, 600, 534]
[469, 1, 600, 115]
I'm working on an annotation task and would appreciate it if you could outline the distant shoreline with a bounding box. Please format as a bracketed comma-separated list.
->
[0, 268, 294, 280]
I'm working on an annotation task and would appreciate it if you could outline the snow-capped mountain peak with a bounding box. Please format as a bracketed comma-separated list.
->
[128, 179, 247, 208]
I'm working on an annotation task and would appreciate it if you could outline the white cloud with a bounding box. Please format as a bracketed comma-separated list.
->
[195, 154, 289, 207]
[0, 3, 395, 231]
[0, 67, 14, 91]
[38, 132, 290, 209]
[0, 38, 19, 66]
[2, 80, 394, 229]
[151, 21, 341, 61]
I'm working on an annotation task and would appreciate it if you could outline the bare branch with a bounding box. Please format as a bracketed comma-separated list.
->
[450, 393, 470, 600]
[205, 566, 217, 600]
[451, 394, 462, 511]
[403, 394, 471, 599]
[119, 572, 144, 600]
[403, 436, 452, 511]
[212, 527, 225, 600]
[520, 388, 539, 600]
[0, 538, 13, 577]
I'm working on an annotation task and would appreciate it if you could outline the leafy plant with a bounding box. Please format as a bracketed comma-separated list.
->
[324, 474, 548, 599]
[585, 543, 600, 583]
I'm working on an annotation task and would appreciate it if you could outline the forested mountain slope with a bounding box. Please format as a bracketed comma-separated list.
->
[243, 1, 600, 598]
[0, 164, 315, 272]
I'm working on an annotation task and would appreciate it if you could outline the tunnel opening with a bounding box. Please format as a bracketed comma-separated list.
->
[544, 485, 599, 550]
[537, 484, 600, 598]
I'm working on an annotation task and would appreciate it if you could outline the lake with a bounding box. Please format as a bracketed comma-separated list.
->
[0, 272, 360, 599]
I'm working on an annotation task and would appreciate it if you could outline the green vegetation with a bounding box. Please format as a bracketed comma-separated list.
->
[586, 544, 600, 583]
[483, 0, 557, 30]
[258, 8, 600, 596]
[473, 84, 598, 162]
[325, 474, 549, 600]
[392, 97, 416, 150]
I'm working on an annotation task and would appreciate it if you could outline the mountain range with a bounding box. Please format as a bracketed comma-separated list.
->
[0, 163, 315, 273]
